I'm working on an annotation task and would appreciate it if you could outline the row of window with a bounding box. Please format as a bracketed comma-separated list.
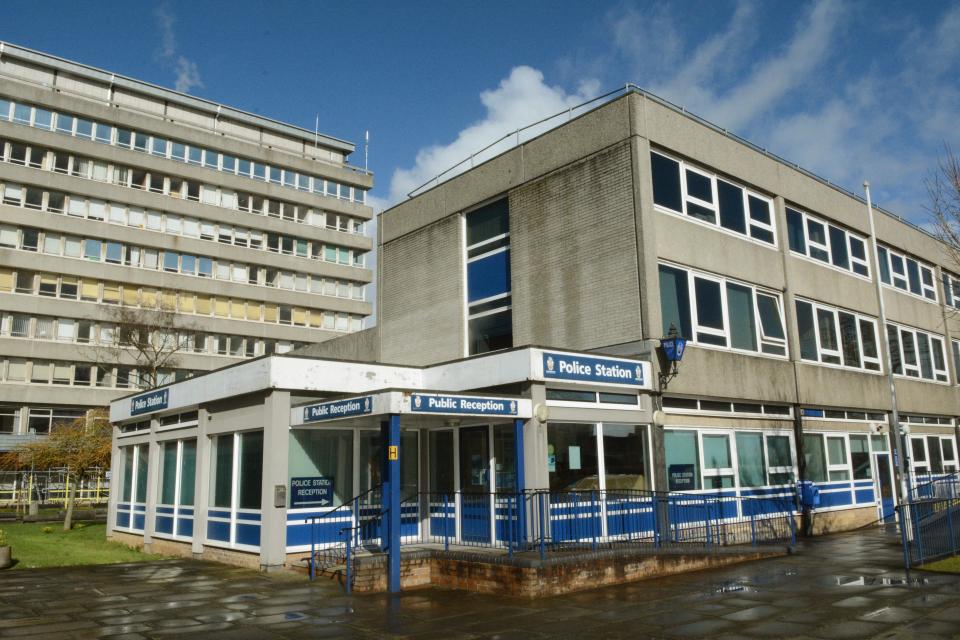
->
[652, 151, 950, 307]
[786, 207, 870, 278]
[9, 142, 366, 233]
[0, 223, 364, 299]
[0, 97, 367, 204]
[0, 406, 85, 435]
[0, 358, 193, 390]
[0, 268, 363, 331]
[661, 396, 792, 417]
[802, 431, 888, 483]
[660, 263, 955, 382]
[911, 435, 959, 475]
[664, 428, 795, 490]
[0, 179, 366, 268]
[651, 151, 776, 245]
[0, 313, 305, 358]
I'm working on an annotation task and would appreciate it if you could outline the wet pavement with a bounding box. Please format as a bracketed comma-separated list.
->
[2, 527, 960, 639]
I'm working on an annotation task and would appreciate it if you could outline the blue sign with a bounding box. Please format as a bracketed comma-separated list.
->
[542, 352, 646, 386]
[668, 464, 696, 491]
[302, 396, 373, 423]
[290, 476, 334, 508]
[410, 394, 518, 416]
[130, 389, 169, 416]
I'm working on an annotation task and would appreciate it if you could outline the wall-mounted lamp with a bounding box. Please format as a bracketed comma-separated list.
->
[658, 322, 687, 390]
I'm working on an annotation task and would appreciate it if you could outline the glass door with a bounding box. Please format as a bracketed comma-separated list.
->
[459, 426, 491, 543]
[874, 452, 895, 522]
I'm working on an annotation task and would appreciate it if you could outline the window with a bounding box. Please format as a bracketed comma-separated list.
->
[665, 430, 700, 490]
[651, 151, 776, 245]
[795, 299, 881, 372]
[876, 246, 937, 301]
[886, 323, 949, 382]
[658, 263, 787, 356]
[944, 273, 960, 310]
[466, 199, 512, 355]
[210, 431, 263, 547]
[786, 207, 870, 277]
[802, 434, 827, 482]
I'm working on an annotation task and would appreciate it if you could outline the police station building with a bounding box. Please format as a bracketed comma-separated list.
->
[109, 87, 960, 577]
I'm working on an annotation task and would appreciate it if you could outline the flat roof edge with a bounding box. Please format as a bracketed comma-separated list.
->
[0, 41, 356, 154]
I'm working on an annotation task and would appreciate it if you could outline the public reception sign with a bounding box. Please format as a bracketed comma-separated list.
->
[290, 476, 334, 508]
[409, 393, 518, 416]
[541, 351, 650, 387]
[302, 396, 373, 423]
[130, 389, 169, 416]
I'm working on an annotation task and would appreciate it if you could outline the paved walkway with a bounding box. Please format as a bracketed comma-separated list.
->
[2, 528, 960, 639]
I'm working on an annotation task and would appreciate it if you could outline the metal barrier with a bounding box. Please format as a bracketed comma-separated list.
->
[898, 496, 960, 568]
[305, 484, 382, 593]
[401, 488, 796, 560]
[0, 471, 109, 506]
[909, 473, 960, 501]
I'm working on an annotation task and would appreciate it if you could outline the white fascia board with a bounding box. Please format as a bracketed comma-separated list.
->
[422, 348, 534, 390]
[110, 358, 273, 423]
[270, 358, 423, 394]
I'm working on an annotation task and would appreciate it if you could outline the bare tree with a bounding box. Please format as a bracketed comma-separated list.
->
[928, 145, 960, 276]
[88, 303, 195, 389]
[15, 409, 111, 530]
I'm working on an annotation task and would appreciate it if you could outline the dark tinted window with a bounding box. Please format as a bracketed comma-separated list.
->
[717, 180, 746, 233]
[466, 198, 509, 246]
[829, 226, 849, 269]
[650, 152, 682, 212]
[786, 208, 805, 253]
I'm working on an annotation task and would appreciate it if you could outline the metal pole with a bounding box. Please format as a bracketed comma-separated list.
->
[863, 182, 913, 511]
[385, 415, 401, 593]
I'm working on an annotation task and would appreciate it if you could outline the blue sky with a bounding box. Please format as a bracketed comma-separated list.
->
[3, 1, 958, 224]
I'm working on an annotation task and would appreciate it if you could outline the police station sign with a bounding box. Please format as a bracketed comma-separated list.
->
[541, 351, 650, 387]
[302, 396, 373, 423]
[290, 476, 334, 508]
[409, 394, 518, 416]
[130, 389, 169, 416]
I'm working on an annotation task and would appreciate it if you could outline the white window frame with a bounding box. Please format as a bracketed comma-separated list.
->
[878, 245, 938, 303]
[787, 207, 871, 280]
[887, 322, 949, 383]
[796, 298, 882, 373]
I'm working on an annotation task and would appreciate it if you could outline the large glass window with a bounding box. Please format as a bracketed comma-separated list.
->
[650, 151, 776, 245]
[736, 433, 765, 487]
[850, 435, 872, 480]
[602, 424, 648, 491]
[803, 434, 827, 482]
[547, 423, 599, 491]
[289, 429, 354, 508]
[665, 430, 701, 491]
[702, 434, 734, 488]
[212, 434, 234, 508]
[796, 300, 881, 372]
[466, 198, 512, 355]
[877, 245, 937, 301]
[238, 431, 263, 509]
[658, 263, 786, 356]
[786, 207, 869, 277]
[886, 323, 949, 382]
[429, 431, 455, 495]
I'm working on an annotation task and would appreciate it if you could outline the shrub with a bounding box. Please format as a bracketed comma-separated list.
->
[74, 523, 87, 530]
[41, 527, 53, 534]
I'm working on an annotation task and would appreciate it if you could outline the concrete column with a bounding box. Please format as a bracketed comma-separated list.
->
[105, 427, 121, 539]
[525, 383, 548, 491]
[259, 390, 290, 571]
[513, 418, 526, 541]
[142, 420, 161, 546]
[192, 407, 210, 556]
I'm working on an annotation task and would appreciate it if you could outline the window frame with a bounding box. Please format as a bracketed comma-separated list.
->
[795, 298, 882, 374]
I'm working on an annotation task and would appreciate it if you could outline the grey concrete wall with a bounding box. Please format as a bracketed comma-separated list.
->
[511, 141, 642, 350]
[292, 327, 381, 362]
[380, 215, 464, 365]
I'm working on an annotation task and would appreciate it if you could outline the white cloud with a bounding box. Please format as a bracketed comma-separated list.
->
[154, 2, 204, 94]
[386, 66, 599, 204]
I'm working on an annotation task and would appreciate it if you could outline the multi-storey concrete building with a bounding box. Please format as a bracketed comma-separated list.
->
[0, 43, 373, 450]
[319, 87, 960, 532]
[107, 87, 959, 576]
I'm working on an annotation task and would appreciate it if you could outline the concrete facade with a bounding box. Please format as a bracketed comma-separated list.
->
[0, 43, 373, 448]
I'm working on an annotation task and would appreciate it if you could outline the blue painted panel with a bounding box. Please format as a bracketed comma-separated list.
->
[156, 506, 175, 514]
[155, 515, 174, 534]
[207, 520, 231, 542]
[116, 512, 130, 528]
[208, 509, 231, 519]
[285, 520, 344, 547]
[818, 490, 854, 508]
[132, 514, 145, 530]
[176, 518, 194, 538]
[855, 489, 875, 503]
[236, 523, 261, 547]
[467, 250, 510, 303]
[742, 497, 793, 517]
[179, 508, 195, 516]
[117, 502, 130, 509]
[236, 511, 262, 522]
[461, 495, 491, 543]
[133, 504, 147, 513]
[605, 498, 655, 537]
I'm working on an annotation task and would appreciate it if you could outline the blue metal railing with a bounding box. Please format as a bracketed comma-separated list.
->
[400, 488, 796, 559]
[908, 473, 960, 501]
[898, 494, 960, 569]
[306, 483, 382, 592]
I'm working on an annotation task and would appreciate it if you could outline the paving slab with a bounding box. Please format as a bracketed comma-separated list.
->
[2, 526, 960, 638]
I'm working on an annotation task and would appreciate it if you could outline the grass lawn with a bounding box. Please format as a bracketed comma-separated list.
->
[1, 522, 167, 569]
[920, 556, 960, 573]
